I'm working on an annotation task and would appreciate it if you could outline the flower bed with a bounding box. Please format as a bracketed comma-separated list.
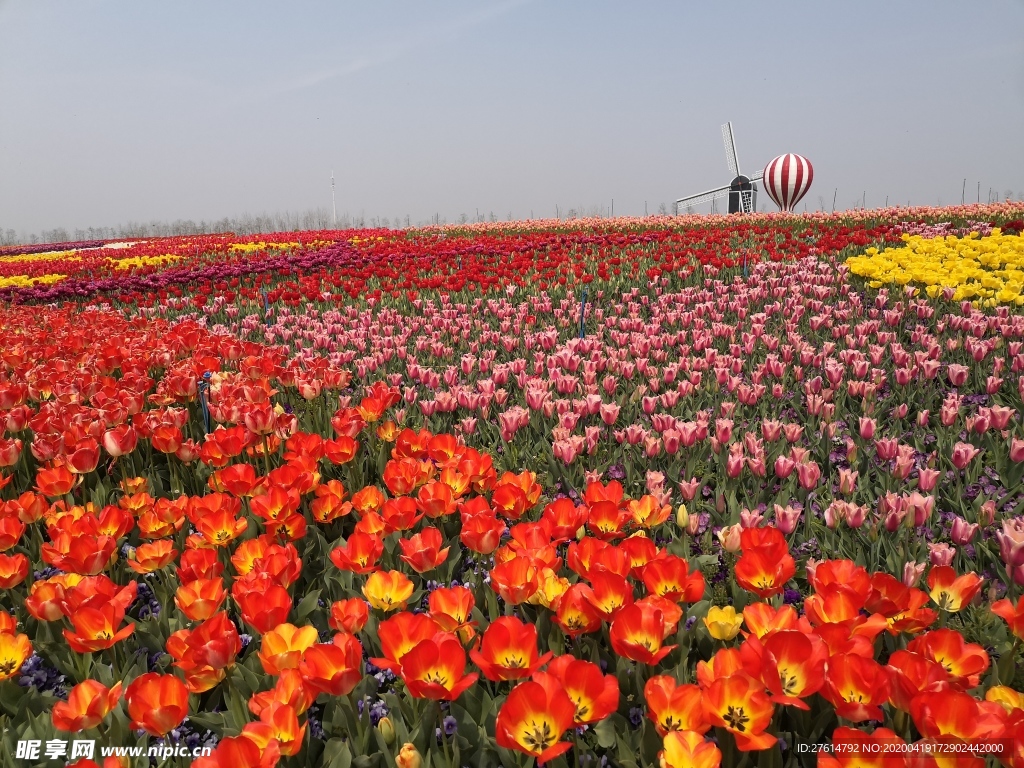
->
[1, 206, 1024, 766]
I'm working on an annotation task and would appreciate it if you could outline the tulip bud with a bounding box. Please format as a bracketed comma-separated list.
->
[704, 605, 743, 641]
[676, 504, 689, 529]
[378, 717, 396, 746]
[396, 743, 422, 768]
[716, 524, 742, 553]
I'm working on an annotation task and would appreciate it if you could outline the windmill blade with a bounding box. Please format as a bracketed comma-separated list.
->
[749, 171, 763, 182]
[722, 122, 740, 177]
[675, 185, 731, 213]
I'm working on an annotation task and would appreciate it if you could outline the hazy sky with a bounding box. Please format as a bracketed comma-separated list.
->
[1, 0, 1023, 234]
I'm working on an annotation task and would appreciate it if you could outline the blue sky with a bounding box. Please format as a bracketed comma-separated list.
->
[1, 0, 1022, 234]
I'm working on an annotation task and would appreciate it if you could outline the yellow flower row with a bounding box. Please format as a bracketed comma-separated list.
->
[229, 242, 300, 253]
[109, 254, 181, 270]
[0, 274, 67, 289]
[847, 230, 1024, 306]
[0, 250, 79, 264]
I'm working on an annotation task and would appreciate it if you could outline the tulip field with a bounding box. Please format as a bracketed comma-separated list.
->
[3, 204, 1024, 768]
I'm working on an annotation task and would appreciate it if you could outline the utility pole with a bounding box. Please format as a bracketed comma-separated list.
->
[832, 189, 837, 214]
[331, 171, 337, 228]
[961, 179, 966, 206]
[611, 199, 614, 217]
[977, 182, 980, 204]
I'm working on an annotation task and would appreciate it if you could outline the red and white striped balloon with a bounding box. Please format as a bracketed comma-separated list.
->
[762, 154, 813, 212]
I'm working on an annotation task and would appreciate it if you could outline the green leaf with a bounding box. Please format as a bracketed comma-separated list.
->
[296, 588, 323, 622]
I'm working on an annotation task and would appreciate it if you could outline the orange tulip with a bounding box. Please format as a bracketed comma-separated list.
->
[644, 675, 707, 735]
[495, 675, 576, 763]
[886, 649, 951, 713]
[906, 629, 989, 689]
[758, 630, 829, 709]
[383, 457, 426, 496]
[628, 495, 672, 529]
[127, 539, 178, 574]
[415, 481, 458, 518]
[586, 500, 631, 541]
[609, 602, 677, 665]
[821, 653, 891, 722]
[469, 616, 551, 682]
[380, 496, 425, 533]
[174, 578, 227, 622]
[210, 463, 260, 496]
[428, 586, 476, 641]
[193, 509, 247, 548]
[311, 480, 351, 523]
[398, 526, 449, 574]
[258, 623, 319, 675]
[741, 603, 806, 638]
[553, 583, 605, 637]
[249, 668, 313, 718]
[911, 689, 1006, 741]
[300, 634, 363, 696]
[542, 655, 619, 726]
[324, 435, 359, 465]
[579, 571, 634, 621]
[35, 464, 77, 496]
[258, 701, 306, 756]
[991, 596, 1024, 640]
[0, 552, 28, 588]
[702, 673, 777, 751]
[167, 613, 241, 692]
[0, 514, 25, 552]
[52, 680, 122, 732]
[0, 630, 31, 681]
[25, 574, 83, 621]
[659, 730, 722, 768]
[250, 485, 301, 523]
[328, 598, 370, 635]
[178, 547, 224, 583]
[371, 612, 442, 673]
[641, 556, 706, 604]
[542, 497, 589, 543]
[490, 555, 540, 605]
[124, 673, 189, 737]
[926, 566, 983, 612]
[63, 603, 135, 653]
[399, 634, 478, 700]
[734, 547, 795, 599]
[330, 532, 384, 574]
[460, 510, 505, 555]
[234, 581, 293, 634]
[363, 570, 415, 612]
[865, 572, 937, 635]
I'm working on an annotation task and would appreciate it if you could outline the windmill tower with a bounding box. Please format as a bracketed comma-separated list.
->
[676, 122, 765, 214]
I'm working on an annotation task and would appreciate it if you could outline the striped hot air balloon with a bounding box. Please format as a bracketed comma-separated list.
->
[762, 154, 813, 212]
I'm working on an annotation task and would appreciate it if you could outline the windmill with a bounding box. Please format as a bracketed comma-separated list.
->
[676, 122, 764, 214]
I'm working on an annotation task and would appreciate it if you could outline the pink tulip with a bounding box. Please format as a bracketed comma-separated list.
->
[980, 500, 997, 526]
[1010, 438, 1024, 464]
[950, 442, 981, 470]
[947, 364, 970, 386]
[740, 509, 763, 528]
[997, 517, 1024, 567]
[950, 517, 978, 545]
[678, 478, 700, 501]
[725, 452, 745, 479]
[927, 543, 955, 567]
[917, 468, 940, 493]
[599, 402, 620, 426]
[796, 461, 821, 490]
[916, 410, 930, 427]
[838, 468, 859, 495]
[774, 504, 801, 534]
[902, 562, 926, 588]
[774, 455, 795, 479]
[845, 504, 867, 529]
